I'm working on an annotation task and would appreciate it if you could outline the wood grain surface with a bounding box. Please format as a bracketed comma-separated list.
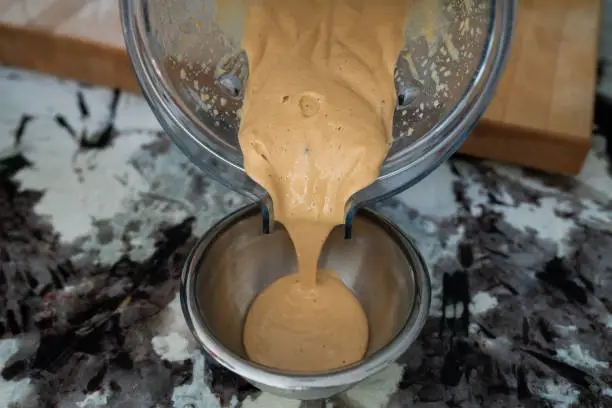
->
[0, 0, 137, 92]
[461, 0, 601, 174]
[0, 0, 602, 174]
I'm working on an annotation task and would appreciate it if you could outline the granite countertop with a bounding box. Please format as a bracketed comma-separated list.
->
[0, 62, 611, 408]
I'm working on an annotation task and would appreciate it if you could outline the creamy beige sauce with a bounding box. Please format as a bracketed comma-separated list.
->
[243, 270, 369, 372]
[238, 0, 410, 372]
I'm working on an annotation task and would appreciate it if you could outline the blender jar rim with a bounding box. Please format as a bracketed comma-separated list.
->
[120, 0, 516, 205]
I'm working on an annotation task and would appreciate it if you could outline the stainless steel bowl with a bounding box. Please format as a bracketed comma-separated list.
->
[180, 204, 431, 400]
[180, 205, 431, 400]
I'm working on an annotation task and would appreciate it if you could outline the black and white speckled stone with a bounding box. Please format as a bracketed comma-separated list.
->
[1, 54, 612, 408]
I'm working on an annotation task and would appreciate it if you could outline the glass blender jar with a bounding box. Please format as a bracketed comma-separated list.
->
[120, 0, 515, 219]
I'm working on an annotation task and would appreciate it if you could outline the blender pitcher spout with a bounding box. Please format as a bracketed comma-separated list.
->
[261, 196, 356, 238]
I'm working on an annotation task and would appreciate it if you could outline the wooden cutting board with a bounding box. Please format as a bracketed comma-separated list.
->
[460, 0, 601, 175]
[0, 0, 602, 175]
